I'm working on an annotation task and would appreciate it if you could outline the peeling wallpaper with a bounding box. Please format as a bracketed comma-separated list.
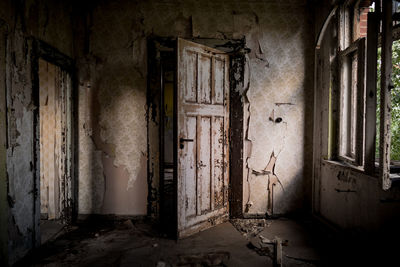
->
[77, 16, 149, 214]
[244, 11, 314, 214]
[240, 6, 314, 215]
[97, 78, 147, 192]
[78, 0, 313, 216]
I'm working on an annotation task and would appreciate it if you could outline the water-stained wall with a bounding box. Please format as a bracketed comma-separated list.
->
[77, 0, 314, 217]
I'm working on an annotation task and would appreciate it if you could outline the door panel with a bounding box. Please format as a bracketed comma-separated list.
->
[183, 116, 197, 218]
[185, 51, 198, 103]
[212, 116, 225, 209]
[199, 54, 212, 104]
[177, 38, 229, 238]
[213, 58, 226, 105]
[198, 116, 211, 214]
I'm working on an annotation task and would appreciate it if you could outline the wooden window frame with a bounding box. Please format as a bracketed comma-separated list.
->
[340, 0, 396, 190]
[337, 1, 366, 167]
[379, 0, 393, 189]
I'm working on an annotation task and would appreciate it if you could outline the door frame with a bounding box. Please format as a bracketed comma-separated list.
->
[146, 37, 246, 238]
[31, 40, 76, 242]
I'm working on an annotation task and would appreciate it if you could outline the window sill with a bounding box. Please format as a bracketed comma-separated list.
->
[322, 159, 365, 174]
[390, 173, 400, 181]
[374, 162, 400, 181]
[322, 159, 400, 181]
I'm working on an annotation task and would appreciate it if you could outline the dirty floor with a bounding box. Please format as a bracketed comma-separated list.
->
[16, 217, 396, 267]
[40, 220, 65, 245]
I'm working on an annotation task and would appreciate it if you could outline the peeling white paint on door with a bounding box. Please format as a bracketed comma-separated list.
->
[177, 39, 229, 238]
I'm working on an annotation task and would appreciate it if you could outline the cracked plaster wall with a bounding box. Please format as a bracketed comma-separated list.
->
[78, 0, 314, 217]
[240, 4, 314, 215]
[0, 0, 74, 264]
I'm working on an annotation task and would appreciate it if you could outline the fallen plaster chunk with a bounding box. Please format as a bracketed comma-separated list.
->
[177, 251, 230, 266]
[259, 235, 272, 244]
[230, 218, 270, 238]
[119, 219, 135, 230]
[247, 240, 271, 257]
[259, 235, 288, 247]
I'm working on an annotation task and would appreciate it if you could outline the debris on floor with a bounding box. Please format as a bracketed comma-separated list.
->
[40, 219, 74, 245]
[246, 240, 271, 257]
[175, 251, 230, 266]
[119, 219, 135, 230]
[17, 218, 331, 267]
[247, 234, 288, 266]
[230, 218, 270, 238]
[231, 219, 295, 266]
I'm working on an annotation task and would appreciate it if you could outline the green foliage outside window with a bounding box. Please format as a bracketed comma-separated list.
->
[376, 40, 400, 161]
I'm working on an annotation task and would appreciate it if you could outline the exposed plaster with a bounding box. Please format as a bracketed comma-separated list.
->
[246, 151, 285, 215]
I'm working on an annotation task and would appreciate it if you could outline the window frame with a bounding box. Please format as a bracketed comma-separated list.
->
[337, 1, 366, 167]
[333, 0, 398, 190]
[378, 0, 393, 189]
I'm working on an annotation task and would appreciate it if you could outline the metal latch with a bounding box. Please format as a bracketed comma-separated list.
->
[179, 138, 194, 149]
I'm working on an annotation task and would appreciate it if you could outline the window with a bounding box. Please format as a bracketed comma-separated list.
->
[337, 0, 367, 166]
[333, 0, 399, 189]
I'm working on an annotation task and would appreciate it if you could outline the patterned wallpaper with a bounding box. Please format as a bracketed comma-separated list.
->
[78, 0, 313, 215]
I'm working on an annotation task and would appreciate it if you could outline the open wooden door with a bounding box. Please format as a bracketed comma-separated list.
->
[176, 38, 229, 238]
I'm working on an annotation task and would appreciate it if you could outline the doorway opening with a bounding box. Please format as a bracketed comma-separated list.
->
[38, 58, 72, 244]
[159, 50, 176, 237]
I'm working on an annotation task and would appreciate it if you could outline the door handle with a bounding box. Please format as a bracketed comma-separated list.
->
[180, 138, 194, 149]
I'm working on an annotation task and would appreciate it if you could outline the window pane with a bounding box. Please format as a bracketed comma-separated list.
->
[340, 51, 358, 159]
[350, 53, 358, 157]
